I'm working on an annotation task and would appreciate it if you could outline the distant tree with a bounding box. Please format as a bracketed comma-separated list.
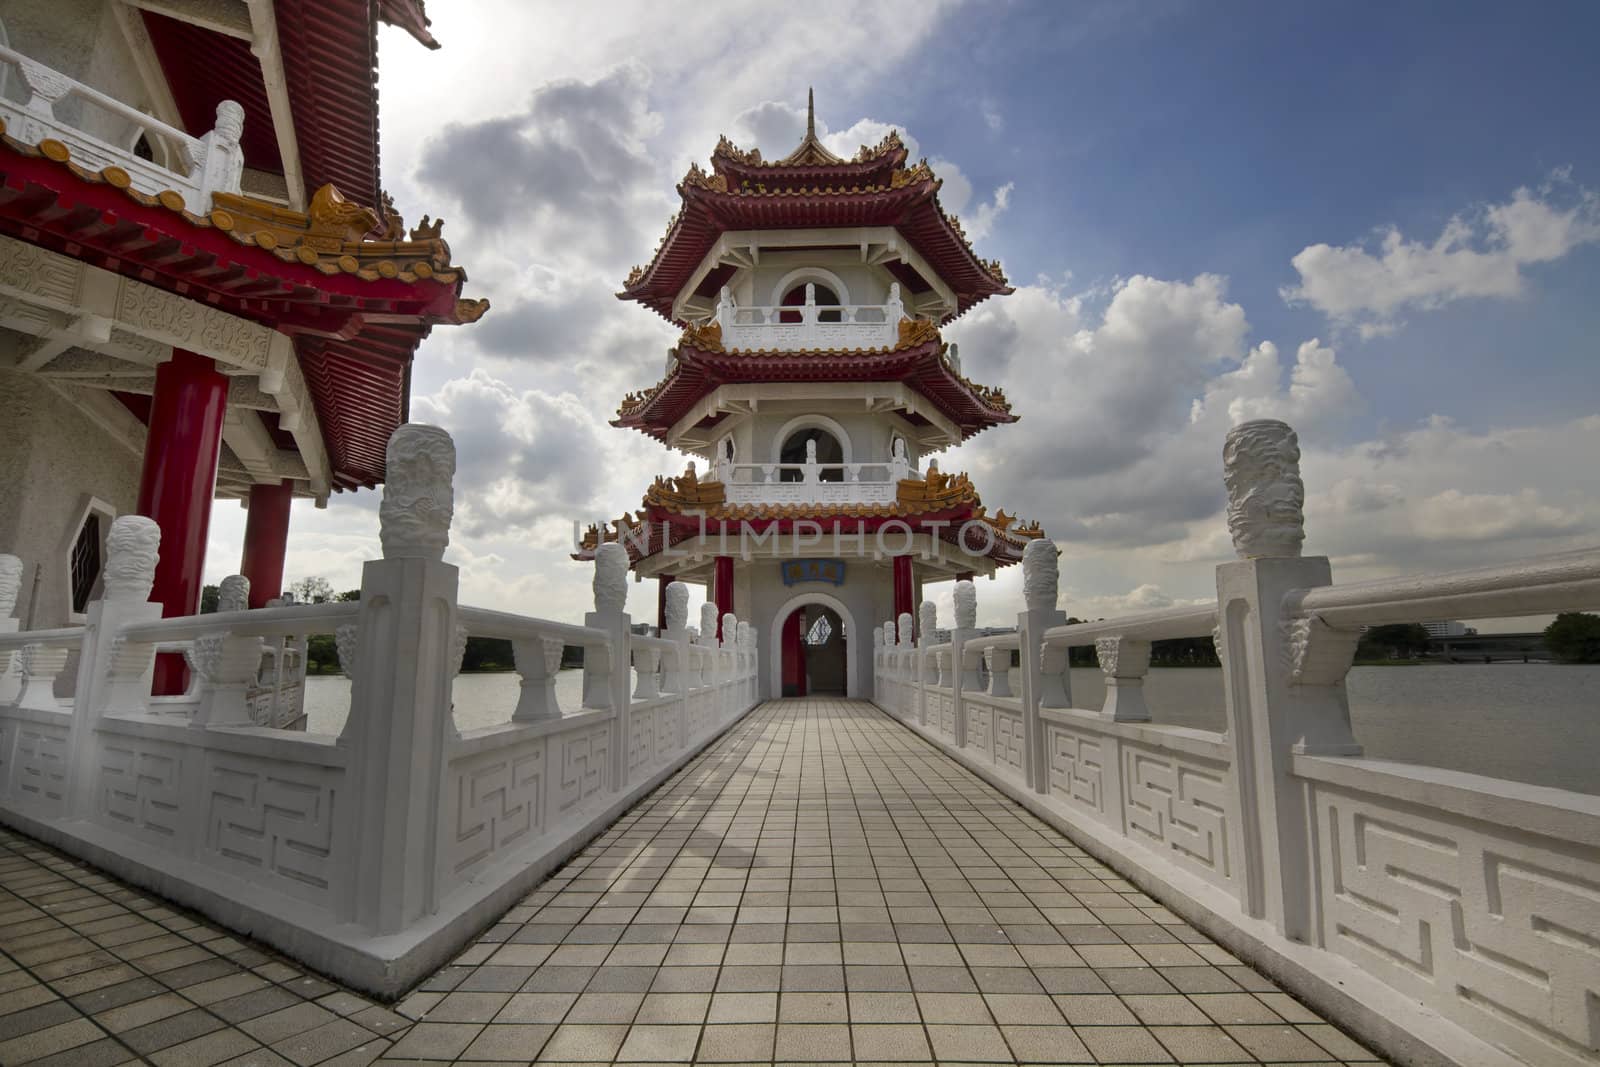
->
[461, 636, 515, 672]
[304, 633, 338, 673]
[336, 589, 361, 602]
[200, 584, 220, 614]
[1357, 623, 1432, 660]
[289, 576, 334, 604]
[1544, 612, 1600, 664]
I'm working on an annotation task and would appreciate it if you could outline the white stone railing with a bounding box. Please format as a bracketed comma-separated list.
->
[873, 419, 1600, 1067]
[714, 283, 904, 351]
[0, 43, 245, 211]
[0, 425, 760, 998]
[721, 460, 911, 506]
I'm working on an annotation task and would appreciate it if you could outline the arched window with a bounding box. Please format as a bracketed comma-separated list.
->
[779, 428, 844, 482]
[778, 283, 842, 324]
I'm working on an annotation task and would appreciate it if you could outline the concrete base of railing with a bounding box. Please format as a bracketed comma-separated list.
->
[876, 702, 1525, 1067]
[0, 698, 764, 999]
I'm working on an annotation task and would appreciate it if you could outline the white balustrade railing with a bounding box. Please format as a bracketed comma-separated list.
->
[0, 43, 245, 211]
[720, 460, 913, 506]
[872, 419, 1600, 1067]
[714, 282, 905, 351]
[0, 424, 759, 999]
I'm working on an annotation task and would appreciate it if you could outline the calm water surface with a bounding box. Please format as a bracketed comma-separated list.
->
[302, 664, 1600, 796]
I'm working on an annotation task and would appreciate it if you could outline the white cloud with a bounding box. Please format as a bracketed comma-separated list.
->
[1281, 173, 1600, 334]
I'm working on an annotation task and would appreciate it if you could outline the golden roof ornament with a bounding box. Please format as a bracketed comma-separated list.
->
[774, 89, 846, 167]
[410, 215, 444, 241]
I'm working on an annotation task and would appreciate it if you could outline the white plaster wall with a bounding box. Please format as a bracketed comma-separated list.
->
[745, 401, 926, 469]
[0, 371, 143, 628]
[5, 0, 160, 149]
[729, 251, 896, 310]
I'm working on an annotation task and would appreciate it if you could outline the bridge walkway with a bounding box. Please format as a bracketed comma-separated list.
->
[0, 698, 1386, 1064]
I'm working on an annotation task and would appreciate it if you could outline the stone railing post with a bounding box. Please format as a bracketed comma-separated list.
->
[582, 544, 633, 787]
[699, 603, 719, 691]
[195, 100, 246, 207]
[188, 575, 264, 728]
[632, 646, 661, 700]
[512, 636, 564, 721]
[917, 600, 938, 724]
[1214, 419, 1361, 941]
[985, 648, 1012, 698]
[0, 554, 21, 705]
[661, 581, 690, 696]
[950, 579, 978, 748]
[1018, 539, 1067, 790]
[1095, 636, 1152, 723]
[337, 425, 461, 935]
[64, 517, 163, 816]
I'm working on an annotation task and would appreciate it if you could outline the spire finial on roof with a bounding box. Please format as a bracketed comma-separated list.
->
[777, 87, 843, 167]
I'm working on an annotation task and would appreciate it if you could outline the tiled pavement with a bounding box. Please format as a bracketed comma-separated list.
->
[0, 698, 1387, 1065]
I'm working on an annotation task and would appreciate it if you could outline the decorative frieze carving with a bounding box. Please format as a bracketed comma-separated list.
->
[1022, 538, 1059, 611]
[1223, 419, 1305, 559]
[103, 516, 160, 602]
[379, 425, 455, 561]
[953, 579, 977, 629]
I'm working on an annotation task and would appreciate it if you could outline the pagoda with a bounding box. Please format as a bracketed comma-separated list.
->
[0, 0, 484, 690]
[582, 94, 1042, 699]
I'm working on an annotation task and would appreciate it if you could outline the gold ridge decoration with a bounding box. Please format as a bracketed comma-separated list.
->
[897, 317, 941, 349]
[714, 135, 763, 165]
[891, 160, 937, 189]
[983, 257, 1009, 284]
[897, 466, 981, 510]
[853, 130, 906, 162]
[624, 264, 646, 288]
[682, 320, 723, 352]
[680, 162, 728, 192]
[643, 463, 726, 510]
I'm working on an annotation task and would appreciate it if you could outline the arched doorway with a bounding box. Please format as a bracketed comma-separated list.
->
[778, 427, 844, 482]
[781, 604, 847, 696]
[778, 282, 843, 323]
[769, 591, 859, 698]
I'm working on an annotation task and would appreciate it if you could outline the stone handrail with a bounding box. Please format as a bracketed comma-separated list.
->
[1283, 546, 1600, 628]
[0, 44, 245, 211]
[873, 418, 1600, 1067]
[0, 427, 760, 999]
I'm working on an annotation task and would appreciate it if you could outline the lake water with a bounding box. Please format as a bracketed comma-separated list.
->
[302, 664, 1600, 797]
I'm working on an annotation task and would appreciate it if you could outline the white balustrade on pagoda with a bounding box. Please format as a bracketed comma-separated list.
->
[714, 281, 904, 352]
[0, 43, 246, 212]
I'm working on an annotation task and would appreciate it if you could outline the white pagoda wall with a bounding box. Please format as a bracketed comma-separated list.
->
[725, 401, 929, 469]
[743, 559, 894, 701]
[725, 250, 895, 311]
[0, 371, 142, 629]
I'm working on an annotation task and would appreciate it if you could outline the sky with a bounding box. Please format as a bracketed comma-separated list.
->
[204, 0, 1600, 632]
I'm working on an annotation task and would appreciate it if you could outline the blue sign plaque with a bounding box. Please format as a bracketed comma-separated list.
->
[780, 558, 846, 586]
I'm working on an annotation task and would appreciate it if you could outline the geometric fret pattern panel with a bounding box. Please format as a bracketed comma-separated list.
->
[1316, 783, 1600, 1067]
[627, 705, 656, 776]
[1122, 742, 1233, 889]
[9, 719, 71, 812]
[992, 707, 1026, 772]
[98, 737, 184, 843]
[1045, 721, 1107, 819]
[446, 739, 544, 881]
[555, 724, 610, 817]
[205, 753, 339, 899]
[965, 702, 991, 754]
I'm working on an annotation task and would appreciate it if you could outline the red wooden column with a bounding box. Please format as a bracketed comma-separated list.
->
[713, 556, 734, 641]
[240, 479, 294, 608]
[892, 554, 915, 642]
[781, 608, 806, 697]
[657, 573, 675, 630]
[137, 349, 228, 694]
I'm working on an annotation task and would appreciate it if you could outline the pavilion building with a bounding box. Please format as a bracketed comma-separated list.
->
[581, 96, 1043, 700]
[0, 0, 484, 689]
